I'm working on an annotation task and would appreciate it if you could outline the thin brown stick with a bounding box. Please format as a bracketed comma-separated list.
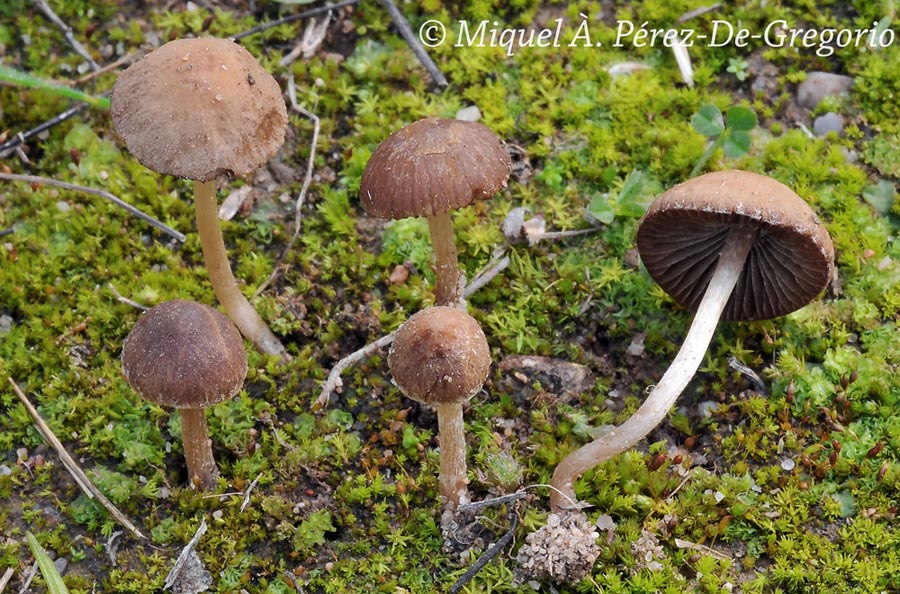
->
[0, 172, 185, 242]
[8, 377, 148, 541]
[253, 75, 319, 298]
[75, 52, 137, 84]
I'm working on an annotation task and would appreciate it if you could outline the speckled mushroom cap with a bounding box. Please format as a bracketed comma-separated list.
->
[122, 300, 248, 409]
[360, 117, 512, 219]
[388, 306, 491, 406]
[636, 170, 834, 321]
[110, 37, 287, 182]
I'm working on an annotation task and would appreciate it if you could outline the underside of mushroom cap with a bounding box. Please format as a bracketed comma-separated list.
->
[360, 117, 512, 219]
[637, 170, 834, 321]
[111, 37, 287, 182]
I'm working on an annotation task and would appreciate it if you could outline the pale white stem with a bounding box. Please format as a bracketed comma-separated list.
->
[550, 224, 758, 511]
[194, 180, 288, 359]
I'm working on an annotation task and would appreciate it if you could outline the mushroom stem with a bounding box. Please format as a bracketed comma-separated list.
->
[550, 224, 759, 511]
[194, 180, 287, 359]
[427, 211, 461, 306]
[180, 407, 219, 490]
[434, 401, 470, 508]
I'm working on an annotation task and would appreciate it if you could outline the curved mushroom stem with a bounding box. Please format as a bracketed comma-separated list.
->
[550, 224, 759, 511]
[194, 180, 288, 360]
[434, 401, 470, 508]
[180, 407, 219, 490]
[427, 211, 461, 306]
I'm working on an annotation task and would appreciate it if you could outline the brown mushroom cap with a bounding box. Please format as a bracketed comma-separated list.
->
[388, 306, 491, 406]
[636, 170, 834, 321]
[360, 117, 512, 219]
[122, 300, 248, 409]
[110, 37, 287, 182]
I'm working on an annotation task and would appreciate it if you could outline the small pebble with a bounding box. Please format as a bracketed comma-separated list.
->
[0, 464, 11, 476]
[781, 458, 796, 471]
[697, 400, 718, 418]
[455, 105, 482, 122]
[813, 112, 844, 136]
[0, 314, 12, 334]
[626, 334, 645, 357]
[797, 72, 853, 109]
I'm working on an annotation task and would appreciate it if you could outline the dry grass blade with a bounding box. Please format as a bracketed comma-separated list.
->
[0, 567, 15, 593]
[674, 537, 731, 561]
[8, 377, 148, 541]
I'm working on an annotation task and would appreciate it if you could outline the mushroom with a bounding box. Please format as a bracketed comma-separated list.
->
[388, 306, 491, 508]
[110, 37, 289, 359]
[550, 170, 834, 511]
[121, 299, 248, 490]
[360, 117, 512, 306]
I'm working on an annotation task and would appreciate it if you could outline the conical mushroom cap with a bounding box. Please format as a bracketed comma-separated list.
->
[122, 300, 248, 409]
[637, 170, 834, 321]
[360, 117, 511, 219]
[111, 37, 287, 182]
[388, 306, 491, 406]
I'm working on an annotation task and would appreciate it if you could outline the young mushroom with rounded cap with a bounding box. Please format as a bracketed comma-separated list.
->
[388, 306, 491, 509]
[360, 117, 512, 306]
[111, 37, 289, 359]
[550, 170, 834, 511]
[122, 299, 248, 491]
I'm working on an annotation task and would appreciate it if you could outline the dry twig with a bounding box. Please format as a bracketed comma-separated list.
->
[449, 508, 517, 594]
[107, 283, 150, 311]
[32, 0, 100, 71]
[16, 563, 38, 594]
[0, 567, 14, 593]
[8, 377, 148, 541]
[253, 75, 320, 298]
[163, 518, 207, 591]
[232, 0, 361, 41]
[0, 172, 185, 242]
[0, 104, 88, 158]
[379, 0, 448, 86]
[240, 473, 264, 513]
[314, 251, 512, 407]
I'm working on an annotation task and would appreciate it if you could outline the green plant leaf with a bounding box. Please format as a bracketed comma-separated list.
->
[724, 130, 752, 158]
[26, 532, 70, 594]
[862, 180, 896, 214]
[725, 106, 758, 131]
[587, 193, 615, 224]
[691, 104, 724, 137]
[617, 170, 651, 218]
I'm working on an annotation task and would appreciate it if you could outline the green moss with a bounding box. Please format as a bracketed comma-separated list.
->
[6, 0, 900, 592]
